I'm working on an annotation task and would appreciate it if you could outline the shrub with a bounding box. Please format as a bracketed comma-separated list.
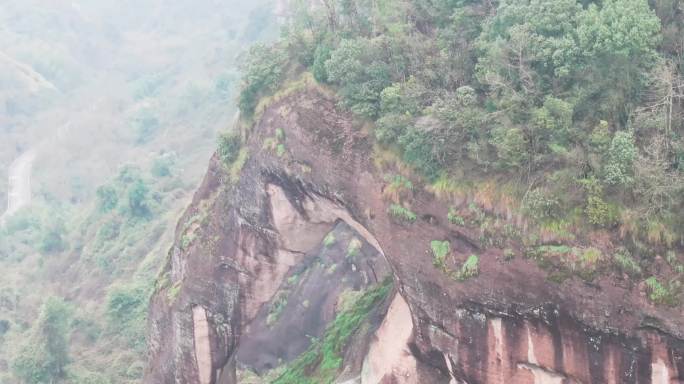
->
[276, 143, 286, 157]
[325, 39, 391, 118]
[644, 277, 680, 306]
[431, 240, 450, 271]
[312, 44, 332, 83]
[36, 213, 68, 254]
[523, 189, 560, 220]
[387, 204, 417, 223]
[66, 368, 112, 384]
[447, 207, 465, 226]
[106, 283, 148, 349]
[96, 185, 119, 213]
[382, 175, 413, 203]
[217, 132, 241, 165]
[604, 131, 637, 186]
[239, 44, 287, 116]
[323, 232, 336, 247]
[151, 153, 175, 177]
[229, 148, 250, 183]
[375, 113, 412, 145]
[397, 127, 442, 180]
[613, 248, 642, 277]
[126, 180, 151, 218]
[267, 292, 288, 326]
[346, 238, 362, 258]
[490, 126, 526, 170]
[12, 297, 72, 384]
[581, 177, 619, 227]
[459, 255, 480, 280]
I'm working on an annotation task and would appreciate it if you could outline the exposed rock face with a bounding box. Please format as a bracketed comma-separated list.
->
[146, 89, 684, 383]
[236, 219, 392, 373]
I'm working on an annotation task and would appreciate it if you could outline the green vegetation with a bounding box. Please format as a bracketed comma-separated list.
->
[272, 279, 392, 384]
[613, 248, 642, 277]
[267, 292, 289, 327]
[276, 143, 286, 157]
[151, 152, 176, 178]
[382, 174, 413, 203]
[0, 1, 278, 382]
[229, 148, 250, 183]
[323, 232, 336, 248]
[239, 44, 288, 117]
[645, 277, 681, 306]
[387, 204, 416, 224]
[447, 207, 465, 226]
[105, 282, 149, 350]
[431, 240, 450, 271]
[126, 179, 152, 218]
[12, 297, 72, 384]
[96, 186, 119, 213]
[167, 281, 182, 302]
[526, 245, 608, 282]
[237, 0, 684, 291]
[430, 240, 480, 280]
[346, 238, 362, 258]
[218, 132, 242, 166]
[263, 127, 287, 158]
[458, 255, 480, 280]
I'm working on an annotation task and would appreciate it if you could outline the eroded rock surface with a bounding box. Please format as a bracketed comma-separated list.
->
[236, 220, 392, 373]
[146, 89, 684, 384]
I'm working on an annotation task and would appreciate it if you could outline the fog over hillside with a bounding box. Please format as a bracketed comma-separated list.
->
[0, 1, 277, 382]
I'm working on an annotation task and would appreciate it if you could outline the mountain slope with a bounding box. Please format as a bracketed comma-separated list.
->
[146, 85, 684, 383]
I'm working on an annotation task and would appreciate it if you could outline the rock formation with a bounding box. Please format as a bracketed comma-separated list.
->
[146, 88, 684, 383]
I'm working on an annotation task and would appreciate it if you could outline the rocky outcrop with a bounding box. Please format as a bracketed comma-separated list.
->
[146, 88, 684, 383]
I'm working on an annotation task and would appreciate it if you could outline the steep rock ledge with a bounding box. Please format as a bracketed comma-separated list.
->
[146, 89, 684, 383]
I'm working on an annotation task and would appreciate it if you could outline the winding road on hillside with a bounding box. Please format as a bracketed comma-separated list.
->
[1, 149, 37, 223]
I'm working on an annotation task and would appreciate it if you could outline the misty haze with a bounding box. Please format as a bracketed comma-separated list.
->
[1, 0, 684, 383]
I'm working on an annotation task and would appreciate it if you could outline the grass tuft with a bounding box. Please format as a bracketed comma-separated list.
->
[644, 277, 681, 306]
[430, 240, 450, 271]
[458, 255, 480, 280]
[387, 204, 416, 224]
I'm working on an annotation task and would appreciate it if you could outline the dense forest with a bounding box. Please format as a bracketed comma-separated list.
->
[233, 0, 684, 305]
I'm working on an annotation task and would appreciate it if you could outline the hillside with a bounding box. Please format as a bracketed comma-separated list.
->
[0, 1, 278, 383]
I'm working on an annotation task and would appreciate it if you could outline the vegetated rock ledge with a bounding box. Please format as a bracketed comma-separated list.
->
[145, 88, 684, 384]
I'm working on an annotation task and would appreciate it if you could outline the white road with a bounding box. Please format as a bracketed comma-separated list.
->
[1, 149, 37, 223]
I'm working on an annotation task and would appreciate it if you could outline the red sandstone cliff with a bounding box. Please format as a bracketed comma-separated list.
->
[145, 88, 684, 384]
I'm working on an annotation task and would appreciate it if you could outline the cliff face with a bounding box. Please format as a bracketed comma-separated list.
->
[145, 88, 684, 384]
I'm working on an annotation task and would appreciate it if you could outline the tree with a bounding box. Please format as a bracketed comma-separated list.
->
[217, 132, 241, 165]
[239, 44, 287, 116]
[312, 44, 332, 83]
[604, 131, 637, 186]
[477, 0, 582, 93]
[325, 38, 392, 118]
[575, 0, 662, 123]
[13, 297, 72, 384]
[577, 0, 661, 59]
[490, 126, 527, 170]
[96, 185, 118, 213]
[633, 136, 684, 215]
[126, 180, 150, 218]
[38, 221, 67, 254]
[106, 283, 148, 350]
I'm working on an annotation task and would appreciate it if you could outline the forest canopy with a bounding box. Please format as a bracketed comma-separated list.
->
[240, 0, 684, 249]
